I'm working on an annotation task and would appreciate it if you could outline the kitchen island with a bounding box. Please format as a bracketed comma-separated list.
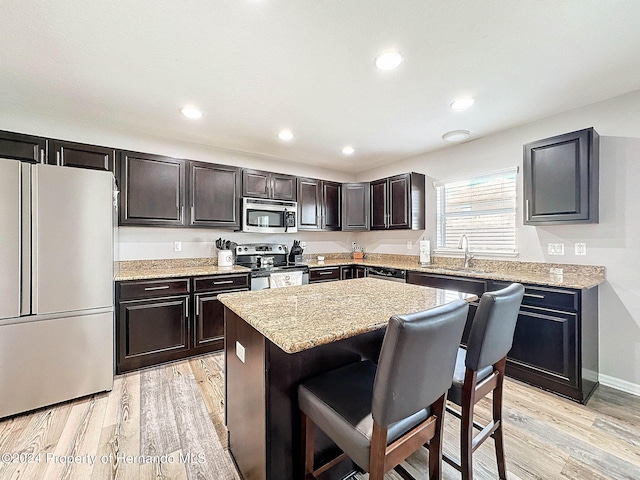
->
[219, 278, 477, 480]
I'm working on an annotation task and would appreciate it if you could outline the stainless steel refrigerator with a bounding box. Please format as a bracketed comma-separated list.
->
[0, 158, 114, 418]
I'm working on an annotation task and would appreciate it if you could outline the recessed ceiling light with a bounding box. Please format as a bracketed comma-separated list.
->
[278, 129, 294, 141]
[341, 146, 355, 155]
[181, 106, 203, 119]
[442, 130, 470, 142]
[374, 50, 404, 70]
[450, 97, 475, 112]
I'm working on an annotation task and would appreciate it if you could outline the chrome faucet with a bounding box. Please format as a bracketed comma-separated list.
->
[457, 234, 474, 268]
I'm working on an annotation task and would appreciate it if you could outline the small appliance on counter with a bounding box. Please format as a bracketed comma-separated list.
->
[216, 238, 236, 266]
[289, 239, 304, 263]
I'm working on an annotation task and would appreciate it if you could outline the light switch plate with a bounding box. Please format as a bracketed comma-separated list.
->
[407, 241, 412, 250]
[575, 243, 587, 255]
[236, 341, 245, 363]
[174, 241, 182, 252]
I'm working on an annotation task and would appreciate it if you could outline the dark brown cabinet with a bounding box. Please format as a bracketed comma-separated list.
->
[242, 169, 297, 201]
[118, 151, 186, 226]
[309, 266, 341, 283]
[192, 274, 250, 354]
[342, 182, 370, 231]
[49, 140, 115, 172]
[491, 280, 598, 403]
[0, 130, 47, 163]
[116, 273, 250, 373]
[340, 265, 367, 280]
[523, 127, 599, 225]
[116, 278, 191, 373]
[371, 173, 425, 230]
[297, 177, 341, 230]
[188, 161, 241, 228]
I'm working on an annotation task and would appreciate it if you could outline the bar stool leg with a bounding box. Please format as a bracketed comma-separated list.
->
[461, 371, 477, 480]
[493, 360, 507, 479]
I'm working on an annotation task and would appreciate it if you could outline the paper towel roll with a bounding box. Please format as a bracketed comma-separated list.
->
[419, 240, 431, 265]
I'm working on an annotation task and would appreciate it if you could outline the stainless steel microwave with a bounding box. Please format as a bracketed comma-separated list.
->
[241, 197, 298, 233]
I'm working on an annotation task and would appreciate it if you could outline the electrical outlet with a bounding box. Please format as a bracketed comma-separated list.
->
[300, 242, 306, 248]
[174, 241, 182, 252]
[407, 241, 412, 250]
[547, 243, 564, 255]
[575, 243, 587, 255]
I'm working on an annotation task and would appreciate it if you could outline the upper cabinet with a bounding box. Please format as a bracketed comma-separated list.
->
[188, 161, 241, 228]
[371, 173, 425, 230]
[342, 182, 370, 231]
[0, 130, 47, 163]
[242, 169, 297, 201]
[49, 140, 115, 172]
[297, 178, 341, 231]
[118, 151, 186, 226]
[524, 128, 599, 225]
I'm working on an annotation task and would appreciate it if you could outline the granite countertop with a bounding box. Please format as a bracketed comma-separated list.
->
[115, 259, 251, 281]
[115, 254, 605, 289]
[303, 255, 605, 290]
[219, 277, 477, 354]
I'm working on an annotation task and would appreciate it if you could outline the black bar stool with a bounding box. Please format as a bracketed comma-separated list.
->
[443, 283, 524, 480]
[298, 299, 470, 480]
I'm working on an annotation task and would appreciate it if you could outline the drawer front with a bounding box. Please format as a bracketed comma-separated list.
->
[193, 274, 249, 293]
[309, 267, 341, 282]
[118, 278, 190, 300]
[492, 281, 578, 312]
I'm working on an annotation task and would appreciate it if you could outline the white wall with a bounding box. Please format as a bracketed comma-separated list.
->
[357, 90, 640, 393]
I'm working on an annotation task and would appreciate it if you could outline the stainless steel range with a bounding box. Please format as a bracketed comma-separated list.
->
[234, 243, 309, 290]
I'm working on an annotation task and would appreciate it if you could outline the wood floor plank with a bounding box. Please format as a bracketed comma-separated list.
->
[41, 393, 109, 480]
[139, 368, 180, 457]
[168, 367, 239, 480]
[188, 355, 228, 445]
[90, 372, 141, 480]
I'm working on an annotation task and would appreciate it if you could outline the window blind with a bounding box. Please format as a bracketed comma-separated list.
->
[436, 167, 517, 253]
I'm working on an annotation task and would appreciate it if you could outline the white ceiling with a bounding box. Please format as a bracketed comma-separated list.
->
[2, 1, 640, 173]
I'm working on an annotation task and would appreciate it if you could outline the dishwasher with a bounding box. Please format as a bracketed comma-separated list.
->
[366, 266, 407, 282]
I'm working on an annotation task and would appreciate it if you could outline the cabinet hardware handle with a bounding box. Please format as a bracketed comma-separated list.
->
[526, 200, 530, 220]
[185, 301, 189, 318]
[56, 151, 61, 166]
[319, 271, 333, 275]
[196, 299, 199, 316]
[191, 206, 195, 220]
[524, 293, 545, 299]
[144, 285, 171, 291]
[40, 149, 45, 163]
[213, 280, 234, 284]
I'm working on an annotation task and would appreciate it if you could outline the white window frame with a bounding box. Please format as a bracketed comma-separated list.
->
[434, 167, 518, 257]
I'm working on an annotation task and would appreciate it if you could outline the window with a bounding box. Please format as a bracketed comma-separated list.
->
[435, 167, 517, 255]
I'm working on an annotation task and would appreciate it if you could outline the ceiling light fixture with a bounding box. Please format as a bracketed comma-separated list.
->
[181, 106, 203, 119]
[341, 146, 355, 155]
[442, 130, 470, 142]
[374, 50, 403, 70]
[450, 97, 475, 111]
[278, 129, 294, 141]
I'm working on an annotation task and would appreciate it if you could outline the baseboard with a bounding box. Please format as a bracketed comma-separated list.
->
[599, 374, 640, 396]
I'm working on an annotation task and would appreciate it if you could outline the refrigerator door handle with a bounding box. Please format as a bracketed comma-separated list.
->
[21, 163, 32, 316]
[29, 164, 38, 315]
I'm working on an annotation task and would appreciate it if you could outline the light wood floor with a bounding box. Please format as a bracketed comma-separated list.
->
[0, 353, 638, 480]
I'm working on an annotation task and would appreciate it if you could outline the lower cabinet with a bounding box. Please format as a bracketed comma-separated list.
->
[340, 265, 367, 280]
[406, 272, 598, 403]
[491, 280, 598, 404]
[116, 273, 249, 373]
[309, 266, 341, 283]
